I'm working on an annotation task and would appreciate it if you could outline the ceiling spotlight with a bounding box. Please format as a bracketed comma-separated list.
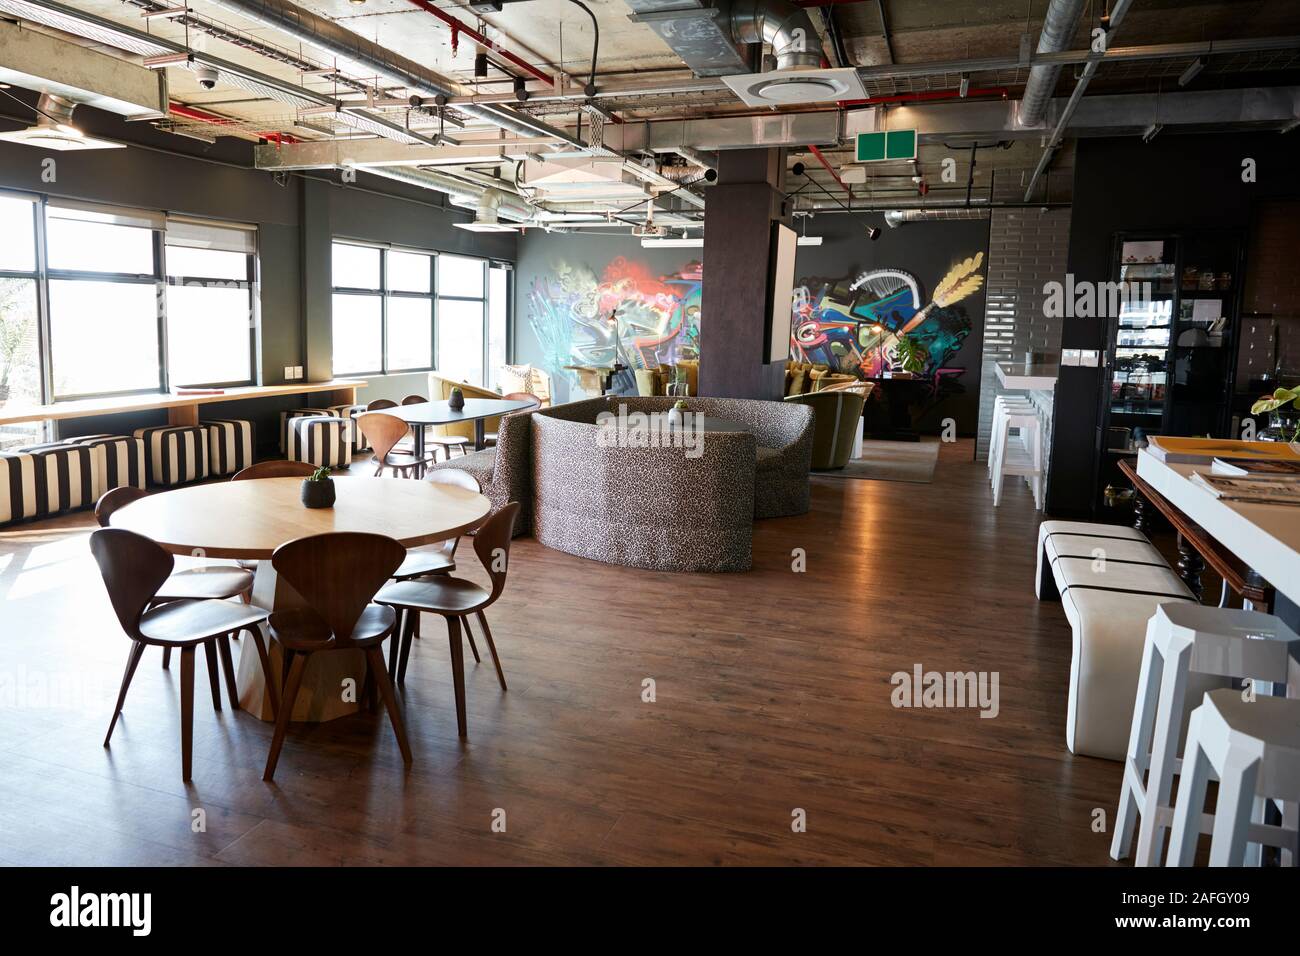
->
[867, 226, 881, 241]
[348, 0, 366, 6]
[791, 161, 805, 177]
[474, 52, 488, 79]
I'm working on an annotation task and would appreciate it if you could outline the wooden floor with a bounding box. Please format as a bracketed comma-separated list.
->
[0, 440, 1129, 866]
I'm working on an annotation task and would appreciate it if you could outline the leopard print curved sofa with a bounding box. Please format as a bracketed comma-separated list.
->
[529, 396, 812, 572]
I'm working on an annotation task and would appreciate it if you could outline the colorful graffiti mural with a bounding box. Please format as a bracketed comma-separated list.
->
[791, 253, 985, 385]
[528, 257, 701, 392]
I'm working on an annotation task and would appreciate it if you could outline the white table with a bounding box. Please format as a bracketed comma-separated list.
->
[1136, 449, 1300, 607]
[995, 362, 1058, 391]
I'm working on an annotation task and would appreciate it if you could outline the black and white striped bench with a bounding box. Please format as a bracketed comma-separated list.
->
[133, 425, 210, 487]
[280, 409, 330, 453]
[0, 443, 98, 525]
[286, 416, 352, 469]
[327, 403, 369, 452]
[60, 434, 147, 497]
[1036, 520, 1200, 761]
[206, 419, 255, 477]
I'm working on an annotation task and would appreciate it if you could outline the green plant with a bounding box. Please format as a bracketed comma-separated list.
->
[450, 386, 463, 397]
[1251, 386, 1300, 441]
[308, 465, 332, 482]
[674, 399, 688, 410]
[893, 334, 930, 375]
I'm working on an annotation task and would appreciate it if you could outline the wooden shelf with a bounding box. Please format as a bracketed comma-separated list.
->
[0, 379, 367, 427]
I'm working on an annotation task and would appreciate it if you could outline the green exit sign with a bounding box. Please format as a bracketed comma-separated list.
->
[855, 129, 917, 162]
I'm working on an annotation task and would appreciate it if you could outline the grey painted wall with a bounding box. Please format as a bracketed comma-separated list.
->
[0, 98, 516, 453]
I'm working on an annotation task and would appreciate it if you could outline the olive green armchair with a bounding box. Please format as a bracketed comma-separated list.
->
[784, 388, 867, 470]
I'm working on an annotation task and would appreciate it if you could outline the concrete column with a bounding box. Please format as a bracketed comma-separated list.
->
[699, 148, 789, 399]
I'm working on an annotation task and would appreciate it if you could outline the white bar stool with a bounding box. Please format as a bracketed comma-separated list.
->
[988, 395, 1035, 477]
[1111, 604, 1300, 866]
[990, 405, 1042, 508]
[1167, 689, 1300, 866]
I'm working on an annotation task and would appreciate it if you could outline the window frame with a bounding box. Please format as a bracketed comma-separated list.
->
[331, 241, 512, 385]
[0, 194, 48, 445]
[162, 235, 259, 390]
[29, 196, 260, 402]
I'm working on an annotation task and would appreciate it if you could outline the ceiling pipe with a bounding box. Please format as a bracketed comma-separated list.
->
[202, 0, 588, 150]
[839, 87, 1010, 107]
[402, 0, 553, 86]
[356, 163, 536, 221]
[807, 144, 849, 196]
[1023, 0, 1135, 199]
[731, 0, 824, 71]
[1018, 0, 1088, 127]
[883, 208, 989, 227]
[795, 195, 993, 212]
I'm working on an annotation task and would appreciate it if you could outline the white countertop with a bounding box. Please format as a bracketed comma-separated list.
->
[995, 362, 1059, 391]
[1136, 449, 1300, 603]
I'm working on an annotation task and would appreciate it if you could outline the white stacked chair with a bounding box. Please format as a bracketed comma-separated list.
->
[1111, 604, 1298, 865]
[1168, 689, 1300, 867]
[990, 394, 1043, 508]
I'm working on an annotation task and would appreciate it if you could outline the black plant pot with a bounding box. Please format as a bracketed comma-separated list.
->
[300, 477, 336, 509]
[448, 390, 465, 410]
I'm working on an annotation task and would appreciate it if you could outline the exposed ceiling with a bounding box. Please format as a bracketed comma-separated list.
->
[0, 0, 1297, 232]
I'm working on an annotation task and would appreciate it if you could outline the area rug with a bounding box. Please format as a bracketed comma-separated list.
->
[814, 439, 941, 484]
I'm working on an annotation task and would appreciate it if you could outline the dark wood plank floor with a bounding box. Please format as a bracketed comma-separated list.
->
[0, 440, 1127, 866]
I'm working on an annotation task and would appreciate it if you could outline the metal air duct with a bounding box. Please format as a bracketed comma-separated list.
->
[1018, 0, 1088, 127]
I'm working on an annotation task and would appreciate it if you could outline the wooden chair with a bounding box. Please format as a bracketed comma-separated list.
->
[232, 460, 318, 481]
[96, 487, 255, 672]
[385, 469, 483, 671]
[484, 392, 542, 447]
[357, 412, 434, 478]
[377, 502, 519, 738]
[90, 528, 274, 782]
[405, 393, 471, 462]
[263, 532, 410, 781]
[365, 398, 397, 410]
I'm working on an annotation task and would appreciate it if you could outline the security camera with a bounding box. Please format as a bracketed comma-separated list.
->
[195, 66, 218, 91]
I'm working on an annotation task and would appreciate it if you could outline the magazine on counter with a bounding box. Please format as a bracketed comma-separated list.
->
[1191, 471, 1300, 505]
[1210, 457, 1300, 477]
[1146, 436, 1300, 464]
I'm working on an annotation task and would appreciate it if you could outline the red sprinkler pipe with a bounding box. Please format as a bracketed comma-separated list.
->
[838, 87, 1009, 108]
[404, 0, 554, 87]
[169, 102, 300, 144]
[808, 143, 850, 197]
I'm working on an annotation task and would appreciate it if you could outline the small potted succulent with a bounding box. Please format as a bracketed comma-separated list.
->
[448, 385, 465, 410]
[300, 465, 336, 509]
[667, 398, 688, 430]
[1252, 386, 1300, 444]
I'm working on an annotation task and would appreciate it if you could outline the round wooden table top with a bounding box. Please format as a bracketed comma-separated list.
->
[109, 476, 491, 559]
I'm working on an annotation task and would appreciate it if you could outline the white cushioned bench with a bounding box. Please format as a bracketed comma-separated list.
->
[1036, 520, 1200, 761]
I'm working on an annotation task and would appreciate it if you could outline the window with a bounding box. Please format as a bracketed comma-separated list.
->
[38, 202, 259, 398]
[46, 203, 161, 398]
[165, 218, 257, 387]
[330, 241, 436, 376]
[0, 194, 41, 449]
[328, 244, 511, 386]
[436, 254, 487, 386]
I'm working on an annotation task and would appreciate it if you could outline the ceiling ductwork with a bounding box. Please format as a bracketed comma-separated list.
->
[0, 92, 125, 150]
[204, 0, 589, 150]
[882, 207, 990, 227]
[1017, 0, 1088, 127]
[625, 0, 820, 76]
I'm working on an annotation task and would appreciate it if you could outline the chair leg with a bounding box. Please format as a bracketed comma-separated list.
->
[202, 639, 222, 711]
[364, 646, 413, 766]
[397, 609, 416, 684]
[162, 645, 171, 670]
[463, 614, 482, 663]
[104, 640, 147, 746]
[179, 646, 196, 783]
[263, 651, 308, 781]
[446, 615, 468, 738]
[476, 610, 508, 692]
[216, 633, 241, 711]
[246, 625, 278, 719]
[282, 648, 296, 692]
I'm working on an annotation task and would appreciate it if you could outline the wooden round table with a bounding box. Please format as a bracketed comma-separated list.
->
[110, 476, 491, 722]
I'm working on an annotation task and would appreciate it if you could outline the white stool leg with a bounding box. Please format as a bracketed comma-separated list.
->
[1112, 636, 1164, 860]
[991, 423, 1009, 506]
[1208, 756, 1261, 867]
[1244, 795, 1266, 867]
[1167, 707, 1212, 866]
[1134, 641, 1192, 866]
